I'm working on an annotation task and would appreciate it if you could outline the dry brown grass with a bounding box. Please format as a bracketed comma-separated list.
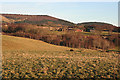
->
[2, 35, 120, 79]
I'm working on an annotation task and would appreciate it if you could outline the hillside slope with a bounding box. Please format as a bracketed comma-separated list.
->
[2, 35, 119, 78]
[1, 14, 75, 26]
[2, 35, 71, 51]
[0, 15, 13, 23]
[77, 22, 118, 32]
[1, 14, 119, 32]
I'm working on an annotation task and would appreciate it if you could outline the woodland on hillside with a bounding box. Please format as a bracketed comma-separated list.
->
[1, 14, 120, 52]
[2, 22, 120, 52]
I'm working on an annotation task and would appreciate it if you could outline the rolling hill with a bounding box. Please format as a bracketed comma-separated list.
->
[1, 14, 75, 27]
[2, 35, 119, 78]
[1, 14, 119, 32]
[1, 13, 120, 79]
[1, 14, 120, 52]
[0, 15, 14, 23]
[2, 35, 72, 51]
[77, 22, 115, 26]
[77, 22, 119, 32]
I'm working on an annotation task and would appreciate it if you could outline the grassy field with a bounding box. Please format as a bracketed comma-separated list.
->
[2, 35, 120, 79]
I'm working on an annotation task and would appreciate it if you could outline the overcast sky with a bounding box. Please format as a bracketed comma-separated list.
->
[1, 2, 118, 26]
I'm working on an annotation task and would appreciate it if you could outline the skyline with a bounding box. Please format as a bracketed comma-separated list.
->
[1, 2, 118, 26]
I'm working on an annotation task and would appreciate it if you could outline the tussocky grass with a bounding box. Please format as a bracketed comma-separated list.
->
[2, 35, 120, 79]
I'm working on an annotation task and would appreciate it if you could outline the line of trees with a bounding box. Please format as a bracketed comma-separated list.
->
[2, 23, 118, 51]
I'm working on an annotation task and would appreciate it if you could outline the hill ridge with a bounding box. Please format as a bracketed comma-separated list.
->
[1, 13, 117, 27]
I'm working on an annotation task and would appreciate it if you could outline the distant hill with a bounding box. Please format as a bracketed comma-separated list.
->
[77, 22, 118, 32]
[1, 14, 75, 27]
[77, 22, 115, 25]
[1, 14, 119, 32]
[1, 14, 120, 52]
[0, 15, 14, 23]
